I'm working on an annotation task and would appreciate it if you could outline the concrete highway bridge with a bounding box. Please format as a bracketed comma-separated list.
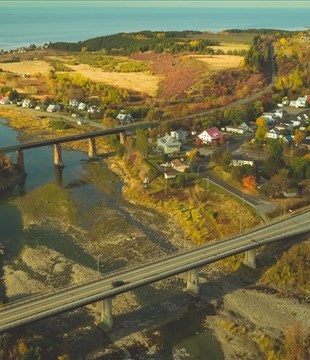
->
[0, 210, 309, 333]
[0, 122, 155, 169]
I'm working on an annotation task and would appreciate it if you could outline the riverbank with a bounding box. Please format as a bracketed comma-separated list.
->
[1, 105, 309, 359]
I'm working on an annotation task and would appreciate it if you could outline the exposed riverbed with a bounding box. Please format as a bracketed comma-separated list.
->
[0, 119, 225, 359]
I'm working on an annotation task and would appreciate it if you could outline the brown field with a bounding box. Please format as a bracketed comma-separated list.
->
[190, 54, 244, 71]
[210, 42, 250, 53]
[0, 60, 52, 75]
[65, 63, 161, 97]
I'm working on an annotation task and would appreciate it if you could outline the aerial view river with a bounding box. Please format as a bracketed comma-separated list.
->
[0, 118, 224, 359]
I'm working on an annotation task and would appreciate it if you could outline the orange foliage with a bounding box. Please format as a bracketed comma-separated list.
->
[242, 175, 257, 192]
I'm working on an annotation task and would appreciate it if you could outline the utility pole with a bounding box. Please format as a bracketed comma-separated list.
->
[97, 255, 101, 274]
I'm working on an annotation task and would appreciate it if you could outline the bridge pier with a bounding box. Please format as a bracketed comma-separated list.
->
[244, 249, 256, 269]
[119, 131, 127, 145]
[100, 297, 113, 328]
[16, 149, 25, 170]
[88, 138, 97, 159]
[54, 144, 64, 168]
[186, 268, 200, 296]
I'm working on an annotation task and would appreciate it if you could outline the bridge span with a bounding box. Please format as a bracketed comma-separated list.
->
[0, 211, 309, 332]
[0, 122, 155, 169]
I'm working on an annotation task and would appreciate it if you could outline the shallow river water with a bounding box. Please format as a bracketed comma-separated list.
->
[0, 119, 224, 359]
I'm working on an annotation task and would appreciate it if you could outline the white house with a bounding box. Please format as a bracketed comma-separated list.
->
[296, 96, 308, 108]
[231, 159, 254, 167]
[266, 128, 282, 139]
[225, 125, 244, 134]
[47, 104, 61, 113]
[22, 99, 32, 108]
[170, 129, 188, 141]
[78, 102, 87, 111]
[262, 112, 276, 124]
[88, 105, 100, 113]
[116, 112, 134, 124]
[198, 127, 224, 145]
[69, 99, 79, 107]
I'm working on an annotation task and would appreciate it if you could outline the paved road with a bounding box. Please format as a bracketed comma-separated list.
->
[0, 210, 309, 333]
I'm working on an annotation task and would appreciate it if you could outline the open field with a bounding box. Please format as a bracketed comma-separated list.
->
[209, 42, 250, 53]
[65, 63, 160, 97]
[190, 54, 244, 70]
[0, 60, 51, 75]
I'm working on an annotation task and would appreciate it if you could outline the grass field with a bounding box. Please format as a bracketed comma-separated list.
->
[0, 60, 52, 75]
[65, 63, 160, 97]
[190, 54, 244, 70]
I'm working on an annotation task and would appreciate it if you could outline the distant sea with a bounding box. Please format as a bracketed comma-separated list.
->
[0, 5, 309, 51]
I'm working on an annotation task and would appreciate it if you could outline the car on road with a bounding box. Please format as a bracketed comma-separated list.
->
[111, 280, 126, 288]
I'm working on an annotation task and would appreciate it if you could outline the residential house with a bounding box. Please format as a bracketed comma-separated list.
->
[197, 127, 224, 145]
[78, 102, 87, 111]
[225, 125, 244, 134]
[239, 122, 254, 132]
[231, 159, 254, 167]
[170, 159, 188, 172]
[291, 119, 301, 127]
[69, 99, 79, 107]
[275, 122, 288, 132]
[296, 96, 308, 108]
[22, 99, 33, 108]
[156, 135, 182, 154]
[262, 112, 276, 124]
[164, 171, 177, 179]
[88, 105, 100, 114]
[266, 128, 282, 139]
[274, 109, 287, 119]
[0, 96, 11, 104]
[170, 129, 188, 141]
[47, 104, 61, 113]
[116, 112, 134, 124]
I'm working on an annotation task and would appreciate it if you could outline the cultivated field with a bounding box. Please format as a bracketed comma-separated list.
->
[209, 42, 250, 53]
[65, 63, 160, 97]
[0, 60, 52, 75]
[190, 54, 244, 70]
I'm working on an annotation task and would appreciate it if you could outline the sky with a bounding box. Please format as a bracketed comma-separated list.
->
[1, 0, 310, 8]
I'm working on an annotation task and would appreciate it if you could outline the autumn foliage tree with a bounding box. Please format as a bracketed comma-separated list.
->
[255, 117, 268, 143]
[242, 175, 257, 192]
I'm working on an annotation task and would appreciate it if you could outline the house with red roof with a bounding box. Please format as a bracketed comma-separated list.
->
[0, 96, 11, 105]
[197, 127, 224, 145]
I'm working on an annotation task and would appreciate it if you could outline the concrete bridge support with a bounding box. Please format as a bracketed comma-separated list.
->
[186, 268, 200, 296]
[88, 138, 97, 159]
[16, 149, 25, 171]
[100, 297, 113, 328]
[54, 144, 64, 168]
[119, 131, 127, 145]
[244, 249, 256, 269]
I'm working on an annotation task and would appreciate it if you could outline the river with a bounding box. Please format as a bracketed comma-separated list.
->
[0, 118, 224, 360]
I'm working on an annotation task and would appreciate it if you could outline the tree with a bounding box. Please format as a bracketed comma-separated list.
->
[255, 117, 268, 143]
[242, 175, 257, 192]
[294, 129, 304, 146]
[262, 140, 286, 178]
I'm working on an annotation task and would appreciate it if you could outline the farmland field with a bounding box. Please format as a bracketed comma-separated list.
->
[190, 54, 244, 70]
[0, 60, 52, 75]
